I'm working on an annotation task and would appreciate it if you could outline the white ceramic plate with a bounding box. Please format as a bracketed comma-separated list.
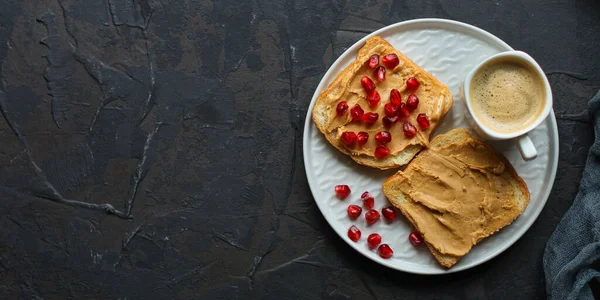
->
[302, 19, 559, 274]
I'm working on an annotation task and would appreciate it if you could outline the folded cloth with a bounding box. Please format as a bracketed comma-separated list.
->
[544, 90, 600, 300]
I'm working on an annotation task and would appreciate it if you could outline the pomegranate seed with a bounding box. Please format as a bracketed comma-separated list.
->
[367, 233, 382, 249]
[378, 244, 393, 259]
[382, 53, 399, 69]
[340, 131, 357, 146]
[403, 121, 417, 138]
[347, 205, 362, 220]
[348, 225, 361, 242]
[361, 76, 376, 93]
[350, 104, 364, 121]
[374, 145, 390, 159]
[367, 91, 381, 107]
[375, 66, 386, 82]
[416, 113, 430, 129]
[406, 77, 420, 91]
[375, 131, 392, 144]
[336, 101, 348, 116]
[406, 94, 419, 111]
[335, 185, 351, 200]
[409, 231, 423, 246]
[362, 112, 378, 125]
[368, 54, 379, 69]
[382, 207, 397, 221]
[389, 89, 402, 106]
[384, 103, 397, 117]
[382, 115, 399, 128]
[365, 209, 380, 225]
[357, 131, 369, 146]
[361, 192, 374, 209]
[397, 103, 410, 119]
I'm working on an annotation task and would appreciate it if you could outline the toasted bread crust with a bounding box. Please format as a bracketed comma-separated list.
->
[312, 36, 453, 169]
[383, 128, 530, 268]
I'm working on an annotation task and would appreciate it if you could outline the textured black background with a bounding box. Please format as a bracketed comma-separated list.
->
[0, 0, 599, 299]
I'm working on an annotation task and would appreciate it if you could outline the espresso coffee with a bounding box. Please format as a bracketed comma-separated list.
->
[469, 60, 545, 133]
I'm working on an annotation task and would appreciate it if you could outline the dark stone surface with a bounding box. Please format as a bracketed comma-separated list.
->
[0, 0, 598, 298]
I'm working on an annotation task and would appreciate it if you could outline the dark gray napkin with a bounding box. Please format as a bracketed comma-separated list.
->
[544, 90, 600, 300]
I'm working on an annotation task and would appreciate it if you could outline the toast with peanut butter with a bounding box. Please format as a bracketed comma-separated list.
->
[382, 128, 530, 268]
[312, 36, 453, 170]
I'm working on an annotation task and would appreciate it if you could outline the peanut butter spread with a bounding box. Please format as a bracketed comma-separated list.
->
[324, 44, 448, 157]
[394, 140, 519, 257]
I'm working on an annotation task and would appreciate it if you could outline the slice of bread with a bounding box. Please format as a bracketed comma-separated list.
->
[382, 128, 530, 268]
[312, 36, 453, 169]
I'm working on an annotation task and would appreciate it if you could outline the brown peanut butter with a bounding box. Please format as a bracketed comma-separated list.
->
[394, 140, 519, 256]
[324, 44, 448, 158]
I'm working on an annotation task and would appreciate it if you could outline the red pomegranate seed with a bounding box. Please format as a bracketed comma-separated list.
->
[375, 66, 386, 82]
[389, 89, 402, 106]
[409, 231, 423, 246]
[403, 121, 417, 138]
[361, 192, 374, 209]
[347, 205, 362, 220]
[367, 233, 382, 249]
[406, 94, 419, 111]
[382, 53, 399, 69]
[378, 244, 393, 259]
[350, 104, 364, 121]
[397, 103, 410, 119]
[357, 131, 369, 146]
[416, 113, 430, 129]
[362, 112, 379, 125]
[368, 54, 379, 69]
[340, 131, 357, 146]
[406, 77, 420, 91]
[384, 103, 397, 117]
[367, 91, 381, 107]
[336, 101, 348, 116]
[348, 225, 361, 242]
[374, 145, 390, 159]
[361, 76, 376, 93]
[382, 207, 397, 221]
[382, 115, 399, 128]
[375, 131, 392, 144]
[335, 185, 351, 200]
[365, 209, 380, 225]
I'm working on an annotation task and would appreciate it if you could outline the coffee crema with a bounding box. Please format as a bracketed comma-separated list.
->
[469, 60, 545, 134]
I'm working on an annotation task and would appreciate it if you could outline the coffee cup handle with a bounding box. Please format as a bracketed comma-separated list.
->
[517, 134, 537, 161]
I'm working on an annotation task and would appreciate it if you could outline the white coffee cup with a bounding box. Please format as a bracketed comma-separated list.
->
[461, 51, 553, 161]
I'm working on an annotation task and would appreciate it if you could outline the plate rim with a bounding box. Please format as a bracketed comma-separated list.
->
[302, 18, 559, 274]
